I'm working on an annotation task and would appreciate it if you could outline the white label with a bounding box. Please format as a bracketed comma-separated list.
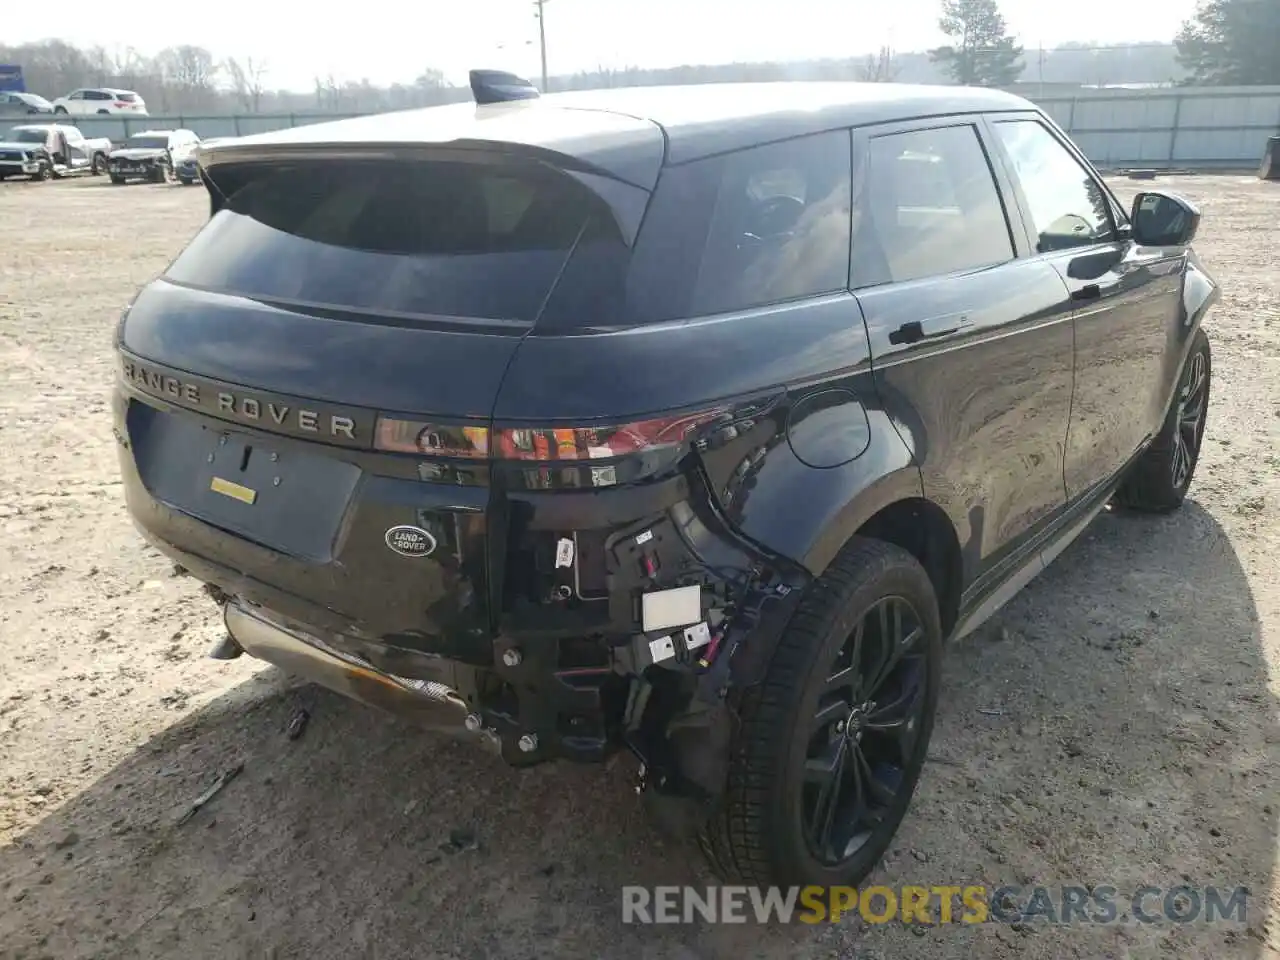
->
[641, 585, 702, 632]
[648, 635, 676, 663]
[683, 622, 711, 651]
[635, 530, 654, 546]
[555, 537, 574, 569]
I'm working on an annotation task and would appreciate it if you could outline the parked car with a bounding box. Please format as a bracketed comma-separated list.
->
[0, 92, 54, 118]
[0, 123, 110, 180]
[108, 129, 199, 184]
[52, 87, 147, 117]
[112, 72, 1219, 888]
[173, 135, 227, 185]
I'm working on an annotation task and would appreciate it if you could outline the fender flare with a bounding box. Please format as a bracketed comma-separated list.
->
[728, 418, 925, 578]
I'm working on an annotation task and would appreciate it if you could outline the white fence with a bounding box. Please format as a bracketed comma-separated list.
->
[1033, 85, 1280, 169]
[46, 84, 1280, 171]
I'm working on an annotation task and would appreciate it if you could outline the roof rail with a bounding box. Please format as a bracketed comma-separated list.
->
[469, 69, 540, 105]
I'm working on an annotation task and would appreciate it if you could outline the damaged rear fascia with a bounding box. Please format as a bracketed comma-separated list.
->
[629, 467, 811, 807]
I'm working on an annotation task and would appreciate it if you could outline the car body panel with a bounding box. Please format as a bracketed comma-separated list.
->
[857, 257, 1077, 585]
[121, 279, 525, 416]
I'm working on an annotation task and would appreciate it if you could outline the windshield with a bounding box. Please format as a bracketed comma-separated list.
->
[127, 136, 169, 149]
[7, 128, 48, 144]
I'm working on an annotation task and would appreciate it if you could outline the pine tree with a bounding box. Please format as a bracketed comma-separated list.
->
[1176, 0, 1280, 86]
[929, 0, 1025, 87]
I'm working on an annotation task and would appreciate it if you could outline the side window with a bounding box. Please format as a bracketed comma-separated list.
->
[991, 120, 1115, 253]
[68, 91, 84, 101]
[87, 90, 110, 101]
[689, 132, 851, 316]
[854, 124, 1014, 287]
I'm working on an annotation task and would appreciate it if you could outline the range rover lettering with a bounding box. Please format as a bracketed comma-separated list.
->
[112, 70, 1219, 887]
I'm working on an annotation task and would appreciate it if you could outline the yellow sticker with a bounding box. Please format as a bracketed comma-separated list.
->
[210, 476, 257, 504]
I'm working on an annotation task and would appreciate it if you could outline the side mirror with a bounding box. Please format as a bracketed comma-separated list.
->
[1130, 191, 1201, 247]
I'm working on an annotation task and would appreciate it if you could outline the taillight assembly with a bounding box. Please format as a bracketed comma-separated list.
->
[374, 410, 726, 462]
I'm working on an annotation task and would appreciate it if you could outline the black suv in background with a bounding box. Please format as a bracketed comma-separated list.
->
[112, 71, 1218, 887]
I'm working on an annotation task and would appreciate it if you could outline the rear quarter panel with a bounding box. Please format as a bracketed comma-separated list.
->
[494, 295, 923, 575]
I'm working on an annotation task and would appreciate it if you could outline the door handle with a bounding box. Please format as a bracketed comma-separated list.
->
[888, 314, 972, 346]
[1071, 283, 1101, 301]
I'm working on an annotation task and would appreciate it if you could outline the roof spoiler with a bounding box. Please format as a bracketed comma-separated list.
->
[469, 69, 540, 105]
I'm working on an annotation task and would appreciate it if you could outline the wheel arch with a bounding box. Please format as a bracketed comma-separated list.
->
[853, 497, 964, 638]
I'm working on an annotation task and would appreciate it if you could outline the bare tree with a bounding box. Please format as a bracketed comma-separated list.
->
[155, 45, 219, 110]
[225, 56, 268, 112]
[314, 74, 342, 110]
[859, 46, 900, 82]
[414, 67, 446, 90]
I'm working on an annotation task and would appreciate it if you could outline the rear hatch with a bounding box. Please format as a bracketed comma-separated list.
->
[116, 124, 660, 647]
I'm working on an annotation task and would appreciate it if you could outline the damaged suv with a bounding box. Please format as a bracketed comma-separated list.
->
[113, 71, 1218, 887]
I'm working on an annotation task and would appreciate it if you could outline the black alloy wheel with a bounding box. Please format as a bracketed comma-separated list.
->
[1171, 348, 1208, 491]
[802, 595, 929, 867]
[699, 537, 942, 887]
[1115, 327, 1212, 513]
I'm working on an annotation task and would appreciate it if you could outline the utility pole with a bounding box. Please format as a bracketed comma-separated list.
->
[534, 0, 550, 92]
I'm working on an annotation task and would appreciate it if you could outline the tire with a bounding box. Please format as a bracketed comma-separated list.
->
[1114, 327, 1211, 513]
[53, 106, 68, 114]
[699, 537, 943, 887]
[151, 166, 168, 183]
[109, 174, 125, 185]
[178, 177, 194, 186]
[91, 153, 105, 175]
[31, 160, 52, 181]
[96, 109, 110, 115]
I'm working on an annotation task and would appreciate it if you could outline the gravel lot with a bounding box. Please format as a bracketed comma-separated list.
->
[0, 173, 1278, 960]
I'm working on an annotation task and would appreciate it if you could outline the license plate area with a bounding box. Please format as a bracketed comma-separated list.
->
[127, 402, 361, 562]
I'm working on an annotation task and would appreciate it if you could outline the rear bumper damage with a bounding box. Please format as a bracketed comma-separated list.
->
[116, 387, 811, 821]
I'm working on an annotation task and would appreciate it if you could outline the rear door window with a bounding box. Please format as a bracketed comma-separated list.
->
[990, 119, 1116, 252]
[165, 159, 612, 324]
[854, 124, 1014, 287]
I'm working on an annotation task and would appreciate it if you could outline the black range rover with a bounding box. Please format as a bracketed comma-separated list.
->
[113, 71, 1219, 887]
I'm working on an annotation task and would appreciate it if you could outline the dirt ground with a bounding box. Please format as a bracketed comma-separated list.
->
[0, 172, 1277, 960]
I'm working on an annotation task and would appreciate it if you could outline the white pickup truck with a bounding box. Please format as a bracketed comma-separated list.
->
[0, 123, 113, 180]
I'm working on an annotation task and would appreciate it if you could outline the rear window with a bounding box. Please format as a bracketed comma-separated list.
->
[114, 92, 139, 102]
[127, 136, 169, 149]
[165, 159, 611, 324]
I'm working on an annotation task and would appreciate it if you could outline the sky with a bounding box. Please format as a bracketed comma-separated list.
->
[6, 0, 1201, 91]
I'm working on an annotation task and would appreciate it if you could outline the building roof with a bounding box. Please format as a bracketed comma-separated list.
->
[206, 82, 1037, 188]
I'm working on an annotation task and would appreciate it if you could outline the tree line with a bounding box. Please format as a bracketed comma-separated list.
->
[1, 0, 1274, 117]
[926, 0, 1279, 87]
